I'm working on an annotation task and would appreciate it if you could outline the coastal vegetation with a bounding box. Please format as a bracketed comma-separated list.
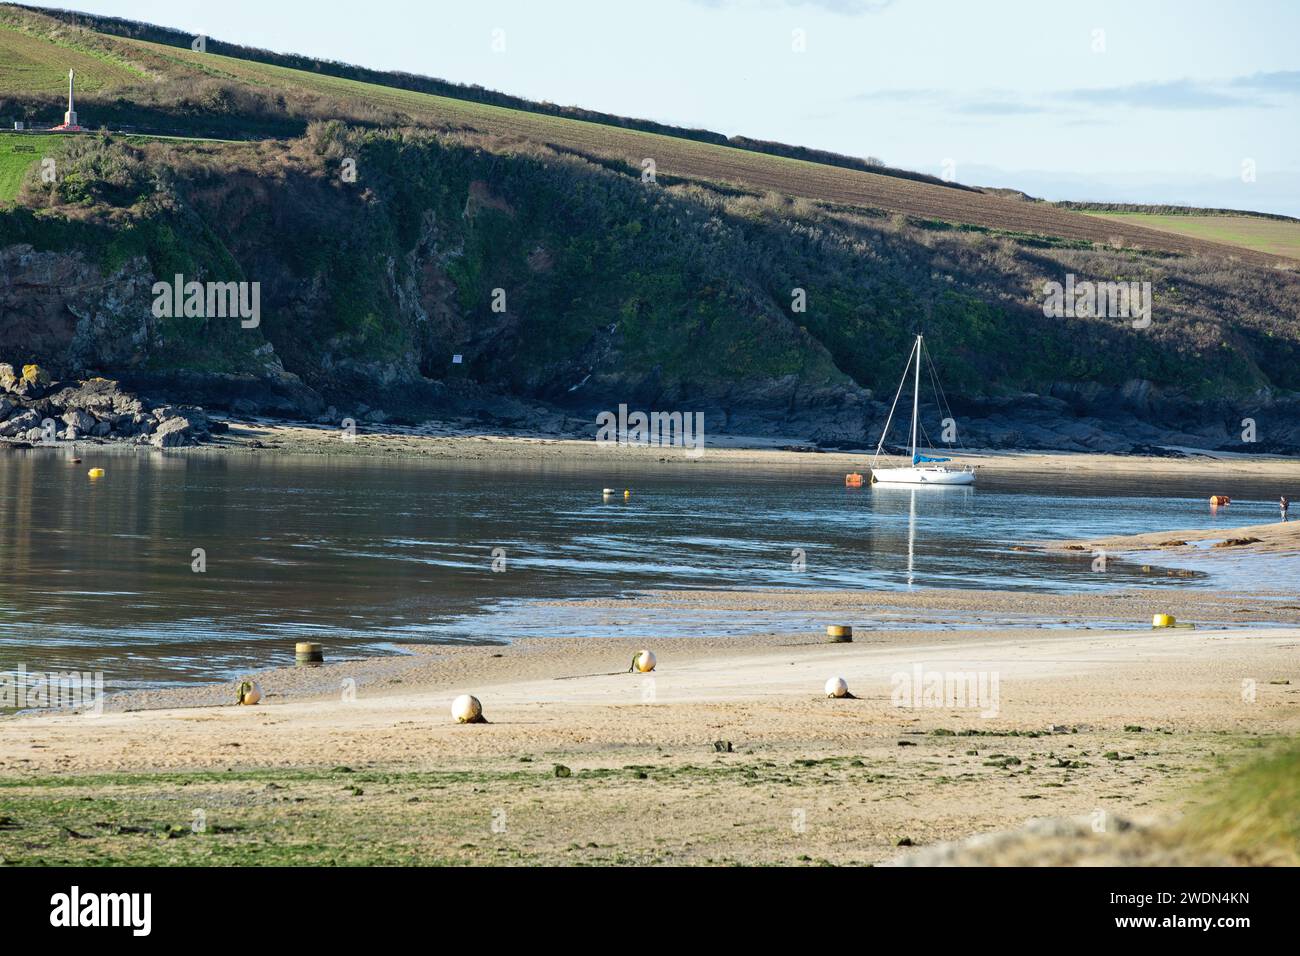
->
[4, 123, 1298, 422]
[1175, 737, 1300, 866]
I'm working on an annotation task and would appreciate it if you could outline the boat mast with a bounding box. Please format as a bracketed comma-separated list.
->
[870, 335, 920, 466]
[910, 334, 922, 463]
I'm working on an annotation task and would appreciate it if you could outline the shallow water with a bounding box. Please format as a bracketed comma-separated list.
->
[0, 449, 1294, 688]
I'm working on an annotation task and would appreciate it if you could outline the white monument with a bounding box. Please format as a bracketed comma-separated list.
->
[64, 70, 78, 127]
[52, 69, 84, 131]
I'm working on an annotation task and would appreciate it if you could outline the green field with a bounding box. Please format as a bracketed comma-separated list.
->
[0, 129, 236, 202]
[0, 132, 48, 201]
[1082, 211, 1300, 259]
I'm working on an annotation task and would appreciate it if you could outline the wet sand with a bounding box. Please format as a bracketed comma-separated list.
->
[1053, 519, 1300, 556]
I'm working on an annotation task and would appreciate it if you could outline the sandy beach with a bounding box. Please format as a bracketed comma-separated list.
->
[3, 580, 1298, 865]
[203, 418, 1300, 480]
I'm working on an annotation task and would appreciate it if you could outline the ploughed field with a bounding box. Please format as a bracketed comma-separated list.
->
[0, 18, 143, 94]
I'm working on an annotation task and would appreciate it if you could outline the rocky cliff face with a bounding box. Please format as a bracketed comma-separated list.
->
[0, 242, 317, 415]
[1, 128, 1298, 453]
[0, 245, 154, 369]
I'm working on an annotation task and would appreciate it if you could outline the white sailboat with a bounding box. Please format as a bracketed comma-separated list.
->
[869, 334, 975, 486]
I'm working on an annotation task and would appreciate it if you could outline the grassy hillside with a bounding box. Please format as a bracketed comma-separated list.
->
[112, 40, 1300, 266]
[0, 13, 144, 93]
[9, 3, 970, 187]
[0, 5, 1298, 439]
[0, 5, 1293, 268]
[0, 4, 964, 185]
[1081, 210, 1300, 260]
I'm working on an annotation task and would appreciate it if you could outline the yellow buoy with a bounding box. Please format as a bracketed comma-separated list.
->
[295, 642, 324, 664]
[1153, 613, 1175, 628]
[624, 489, 631, 499]
[87, 468, 105, 479]
[827, 625, 853, 643]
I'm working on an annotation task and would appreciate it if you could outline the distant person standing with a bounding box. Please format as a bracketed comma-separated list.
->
[1282, 495, 1290, 522]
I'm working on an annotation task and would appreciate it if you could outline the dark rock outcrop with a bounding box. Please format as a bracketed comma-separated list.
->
[0, 369, 215, 448]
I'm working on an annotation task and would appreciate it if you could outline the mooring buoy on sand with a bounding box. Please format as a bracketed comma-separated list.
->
[295, 641, 324, 665]
[827, 625, 853, 643]
[825, 676, 850, 698]
[452, 694, 486, 724]
[1152, 613, 1175, 628]
[237, 680, 262, 705]
[630, 649, 657, 673]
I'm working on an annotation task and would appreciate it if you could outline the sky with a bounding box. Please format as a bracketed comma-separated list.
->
[53, 0, 1300, 215]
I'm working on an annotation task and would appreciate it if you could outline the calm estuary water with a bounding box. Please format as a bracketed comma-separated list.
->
[0, 449, 1293, 688]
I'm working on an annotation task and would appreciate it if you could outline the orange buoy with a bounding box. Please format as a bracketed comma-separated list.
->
[845, 472, 864, 487]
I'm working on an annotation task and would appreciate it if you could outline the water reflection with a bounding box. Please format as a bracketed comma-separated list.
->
[0, 449, 1291, 686]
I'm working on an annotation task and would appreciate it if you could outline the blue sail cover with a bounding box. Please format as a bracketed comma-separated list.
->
[913, 454, 951, 464]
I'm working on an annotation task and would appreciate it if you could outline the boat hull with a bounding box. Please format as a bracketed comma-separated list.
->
[871, 467, 975, 486]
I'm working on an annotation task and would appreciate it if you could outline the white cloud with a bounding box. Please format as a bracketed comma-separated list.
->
[854, 72, 1299, 115]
